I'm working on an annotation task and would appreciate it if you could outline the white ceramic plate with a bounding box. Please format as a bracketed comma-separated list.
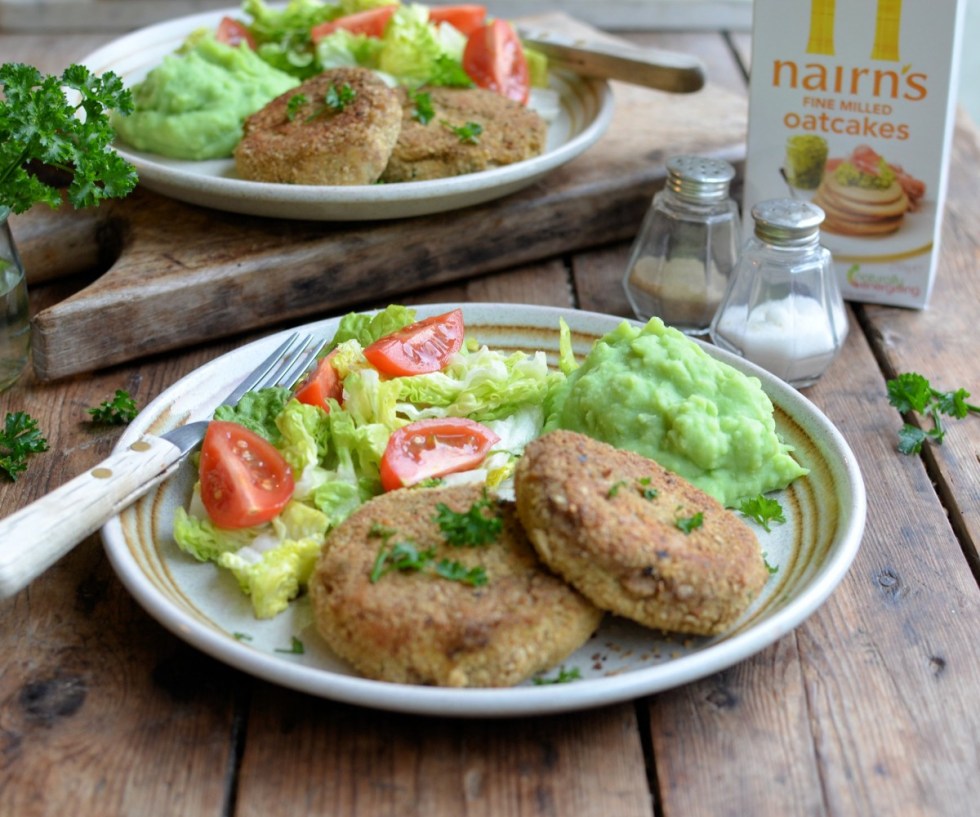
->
[101, 304, 866, 717]
[79, 9, 614, 220]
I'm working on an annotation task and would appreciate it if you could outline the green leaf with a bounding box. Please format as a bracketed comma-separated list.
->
[675, 511, 704, 534]
[0, 61, 137, 214]
[737, 494, 786, 533]
[935, 386, 974, 420]
[533, 666, 582, 685]
[886, 372, 932, 414]
[897, 423, 928, 455]
[0, 411, 49, 481]
[87, 389, 138, 425]
[434, 559, 487, 587]
[434, 491, 502, 547]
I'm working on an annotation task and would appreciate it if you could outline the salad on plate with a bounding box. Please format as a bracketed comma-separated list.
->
[174, 304, 567, 618]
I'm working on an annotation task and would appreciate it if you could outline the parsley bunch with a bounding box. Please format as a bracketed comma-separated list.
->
[0, 62, 137, 215]
[886, 372, 979, 454]
[0, 411, 48, 481]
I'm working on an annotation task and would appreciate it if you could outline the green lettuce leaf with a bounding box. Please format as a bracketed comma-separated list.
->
[327, 304, 416, 351]
[216, 500, 330, 619]
[214, 386, 292, 443]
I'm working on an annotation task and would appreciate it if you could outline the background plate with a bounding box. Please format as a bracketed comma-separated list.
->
[101, 304, 866, 717]
[79, 8, 614, 220]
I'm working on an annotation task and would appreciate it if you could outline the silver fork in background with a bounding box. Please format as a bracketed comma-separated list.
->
[0, 331, 326, 600]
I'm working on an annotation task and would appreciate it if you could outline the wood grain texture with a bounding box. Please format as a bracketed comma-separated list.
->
[0, 351, 242, 817]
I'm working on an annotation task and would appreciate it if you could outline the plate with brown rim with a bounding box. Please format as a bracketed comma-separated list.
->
[100, 303, 866, 716]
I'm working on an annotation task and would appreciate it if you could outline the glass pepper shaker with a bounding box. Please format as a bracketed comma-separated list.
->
[709, 198, 848, 388]
[622, 155, 740, 336]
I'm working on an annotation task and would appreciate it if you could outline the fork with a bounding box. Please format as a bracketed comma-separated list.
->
[0, 331, 326, 600]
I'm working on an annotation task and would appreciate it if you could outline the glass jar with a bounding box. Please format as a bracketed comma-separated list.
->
[0, 210, 31, 392]
[623, 155, 740, 336]
[709, 198, 848, 388]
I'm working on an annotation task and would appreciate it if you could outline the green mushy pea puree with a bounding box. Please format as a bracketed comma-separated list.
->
[112, 31, 299, 161]
[546, 318, 807, 507]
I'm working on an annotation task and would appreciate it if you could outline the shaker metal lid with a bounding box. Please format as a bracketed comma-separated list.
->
[665, 155, 736, 201]
[751, 198, 825, 245]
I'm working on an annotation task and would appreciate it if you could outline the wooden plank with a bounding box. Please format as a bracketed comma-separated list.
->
[238, 684, 653, 817]
[860, 113, 980, 568]
[0, 345, 245, 817]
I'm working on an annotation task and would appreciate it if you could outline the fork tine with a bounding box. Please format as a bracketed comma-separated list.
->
[220, 333, 304, 409]
[267, 334, 328, 389]
[220, 331, 327, 411]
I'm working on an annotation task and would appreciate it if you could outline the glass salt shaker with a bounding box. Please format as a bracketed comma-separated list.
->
[623, 155, 740, 335]
[709, 198, 848, 388]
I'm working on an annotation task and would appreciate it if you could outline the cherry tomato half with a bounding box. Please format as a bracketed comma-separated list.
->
[428, 4, 487, 36]
[462, 19, 530, 104]
[380, 417, 501, 492]
[215, 16, 257, 49]
[310, 4, 398, 43]
[363, 309, 465, 377]
[199, 421, 295, 529]
[294, 352, 343, 412]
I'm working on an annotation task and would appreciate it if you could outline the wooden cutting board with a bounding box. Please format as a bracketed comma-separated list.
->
[10, 17, 747, 381]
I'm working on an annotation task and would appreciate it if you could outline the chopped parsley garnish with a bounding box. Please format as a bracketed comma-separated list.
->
[886, 371, 979, 454]
[675, 511, 704, 534]
[274, 636, 305, 654]
[87, 389, 138, 425]
[0, 411, 49, 481]
[607, 480, 627, 498]
[286, 93, 307, 121]
[763, 553, 779, 575]
[370, 539, 485, 588]
[305, 83, 357, 121]
[608, 477, 658, 500]
[442, 119, 482, 144]
[533, 666, 582, 685]
[434, 490, 502, 546]
[637, 476, 659, 501]
[233, 632, 253, 642]
[370, 540, 436, 582]
[737, 494, 786, 532]
[435, 559, 487, 587]
[410, 90, 435, 124]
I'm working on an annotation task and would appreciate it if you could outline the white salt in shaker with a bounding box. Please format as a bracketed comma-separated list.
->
[623, 155, 740, 336]
[709, 198, 848, 388]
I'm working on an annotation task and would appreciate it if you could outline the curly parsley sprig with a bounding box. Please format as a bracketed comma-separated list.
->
[0, 62, 137, 215]
[886, 372, 980, 454]
[0, 411, 48, 481]
[87, 389, 138, 425]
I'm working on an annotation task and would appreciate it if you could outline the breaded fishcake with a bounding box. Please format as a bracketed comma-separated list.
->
[234, 67, 401, 185]
[380, 86, 547, 182]
[309, 484, 601, 687]
[514, 430, 769, 636]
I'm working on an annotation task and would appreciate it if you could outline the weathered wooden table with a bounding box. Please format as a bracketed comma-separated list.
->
[2, 23, 979, 817]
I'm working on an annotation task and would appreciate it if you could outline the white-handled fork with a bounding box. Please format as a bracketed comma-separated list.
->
[0, 331, 326, 599]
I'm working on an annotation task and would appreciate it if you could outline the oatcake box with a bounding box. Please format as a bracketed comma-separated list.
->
[742, 0, 966, 308]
